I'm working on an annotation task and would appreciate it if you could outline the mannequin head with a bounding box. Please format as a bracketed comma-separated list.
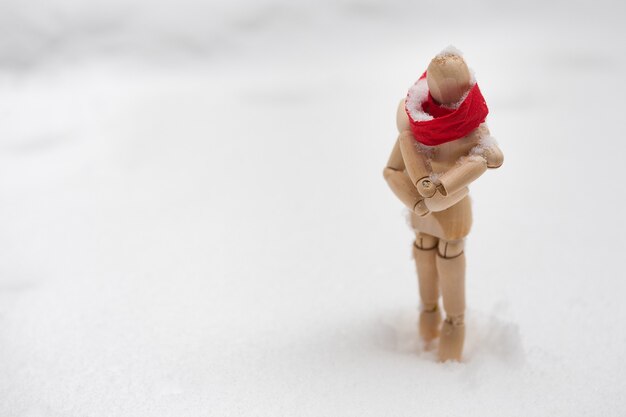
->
[426, 54, 472, 105]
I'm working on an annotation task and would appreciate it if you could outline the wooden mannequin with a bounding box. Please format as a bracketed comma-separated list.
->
[383, 51, 503, 362]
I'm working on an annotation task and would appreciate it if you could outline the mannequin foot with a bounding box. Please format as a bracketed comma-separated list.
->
[419, 305, 441, 343]
[438, 317, 465, 362]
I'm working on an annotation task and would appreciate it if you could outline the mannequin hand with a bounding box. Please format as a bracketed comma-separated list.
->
[483, 146, 504, 168]
[416, 177, 437, 198]
[424, 187, 469, 212]
[413, 199, 430, 217]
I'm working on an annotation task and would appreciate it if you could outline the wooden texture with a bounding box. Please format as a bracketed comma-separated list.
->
[438, 320, 465, 362]
[384, 53, 503, 362]
[438, 157, 487, 196]
[484, 145, 504, 168]
[413, 243, 439, 309]
[426, 55, 472, 105]
[398, 132, 435, 196]
[383, 167, 428, 216]
[423, 186, 468, 212]
[437, 252, 466, 319]
[409, 196, 472, 241]
[437, 251, 466, 362]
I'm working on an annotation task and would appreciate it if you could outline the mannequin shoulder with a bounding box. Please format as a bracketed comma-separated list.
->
[396, 98, 411, 133]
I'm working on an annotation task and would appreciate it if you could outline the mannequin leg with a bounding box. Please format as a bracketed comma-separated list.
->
[436, 238, 466, 362]
[413, 233, 441, 342]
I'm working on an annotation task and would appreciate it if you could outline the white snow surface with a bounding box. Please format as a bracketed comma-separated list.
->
[1, 0, 626, 416]
[437, 44, 464, 57]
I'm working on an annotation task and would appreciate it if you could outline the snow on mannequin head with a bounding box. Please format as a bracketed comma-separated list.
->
[426, 51, 472, 106]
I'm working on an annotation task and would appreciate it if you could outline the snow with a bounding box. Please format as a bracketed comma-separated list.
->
[406, 76, 434, 121]
[437, 45, 464, 57]
[1, 0, 626, 416]
[406, 53, 475, 119]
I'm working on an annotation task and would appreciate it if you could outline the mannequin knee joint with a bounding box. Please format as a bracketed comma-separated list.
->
[414, 233, 438, 250]
[438, 239, 464, 259]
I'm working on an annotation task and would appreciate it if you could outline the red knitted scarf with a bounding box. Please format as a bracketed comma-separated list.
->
[405, 72, 488, 146]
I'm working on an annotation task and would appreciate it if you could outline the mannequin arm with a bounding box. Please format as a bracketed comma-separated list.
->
[439, 143, 504, 195]
[483, 145, 504, 168]
[383, 139, 429, 216]
[398, 131, 439, 198]
[438, 157, 488, 196]
[438, 130, 504, 196]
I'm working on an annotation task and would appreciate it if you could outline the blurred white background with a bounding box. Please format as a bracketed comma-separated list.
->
[1, 0, 625, 416]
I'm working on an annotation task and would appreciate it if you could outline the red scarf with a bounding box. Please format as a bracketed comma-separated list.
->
[405, 72, 488, 146]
